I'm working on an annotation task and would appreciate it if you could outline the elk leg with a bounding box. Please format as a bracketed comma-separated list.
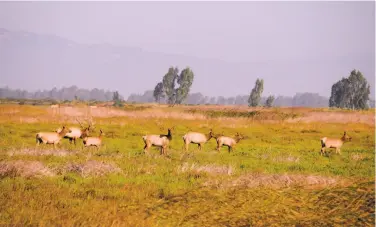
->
[337, 148, 341, 155]
[320, 147, 325, 156]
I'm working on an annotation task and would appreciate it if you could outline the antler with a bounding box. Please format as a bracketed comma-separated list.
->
[76, 117, 84, 129]
[86, 117, 95, 131]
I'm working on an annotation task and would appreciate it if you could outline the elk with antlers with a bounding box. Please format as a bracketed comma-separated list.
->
[36, 126, 69, 149]
[182, 129, 214, 151]
[142, 127, 174, 155]
[216, 132, 245, 153]
[320, 131, 352, 156]
[56, 118, 93, 145]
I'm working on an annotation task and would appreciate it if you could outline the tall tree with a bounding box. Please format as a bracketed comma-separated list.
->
[265, 95, 275, 107]
[153, 82, 165, 103]
[112, 91, 123, 107]
[162, 67, 179, 105]
[329, 70, 370, 110]
[248, 78, 264, 107]
[175, 67, 195, 104]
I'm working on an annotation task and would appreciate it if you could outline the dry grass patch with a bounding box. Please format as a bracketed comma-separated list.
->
[350, 153, 367, 162]
[204, 173, 353, 190]
[178, 162, 234, 176]
[259, 154, 300, 163]
[287, 111, 374, 125]
[64, 160, 122, 177]
[7, 148, 78, 157]
[0, 160, 54, 178]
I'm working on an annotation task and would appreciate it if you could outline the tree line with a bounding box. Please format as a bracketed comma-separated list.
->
[148, 67, 373, 109]
[0, 86, 123, 102]
[1, 68, 373, 109]
[128, 90, 333, 107]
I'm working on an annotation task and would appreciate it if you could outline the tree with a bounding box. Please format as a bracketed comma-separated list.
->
[248, 78, 264, 107]
[112, 91, 123, 107]
[217, 96, 226, 105]
[265, 95, 275, 107]
[153, 82, 165, 103]
[175, 67, 195, 104]
[156, 66, 195, 105]
[329, 70, 370, 110]
[162, 67, 179, 105]
[209, 97, 216, 104]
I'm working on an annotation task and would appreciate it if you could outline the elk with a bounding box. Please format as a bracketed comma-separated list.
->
[83, 129, 104, 148]
[50, 104, 60, 115]
[216, 132, 245, 153]
[142, 127, 174, 155]
[36, 126, 68, 148]
[56, 118, 93, 145]
[182, 129, 214, 151]
[320, 131, 352, 156]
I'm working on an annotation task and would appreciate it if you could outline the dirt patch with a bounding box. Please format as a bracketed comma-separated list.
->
[0, 160, 54, 178]
[178, 162, 234, 176]
[204, 173, 353, 189]
[64, 160, 122, 177]
[8, 148, 78, 157]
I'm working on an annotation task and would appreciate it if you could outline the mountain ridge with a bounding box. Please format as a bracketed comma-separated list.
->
[1, 27, 374, 98]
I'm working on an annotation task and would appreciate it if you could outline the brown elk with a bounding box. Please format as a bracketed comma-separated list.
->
[182, 129, 214, 151]
[56, 118, 93, 145]
[36, 126, 68, 149]
[320, 131, 352, 156]
[83, 129, 104, 148]
[216, 132, 245, 153]
[142, 127, 174, 155]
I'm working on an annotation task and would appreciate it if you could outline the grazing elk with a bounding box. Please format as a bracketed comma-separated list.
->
[320, 131, 352, 156]
[36, 126, 68, 149]
[142, 127, 174, 155]
[182, 129, 214, 151]
[216, 132, 245, 153]
[83, 129, 104, 148]
[56, 118, 93, 145]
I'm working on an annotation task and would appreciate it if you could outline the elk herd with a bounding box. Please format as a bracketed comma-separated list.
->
[34, 118, 352, 156]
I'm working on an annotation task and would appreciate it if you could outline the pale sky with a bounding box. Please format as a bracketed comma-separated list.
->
[0, 1, 374, 98]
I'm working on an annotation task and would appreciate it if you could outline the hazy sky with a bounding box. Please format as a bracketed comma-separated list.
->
[0, 1, 374, 98]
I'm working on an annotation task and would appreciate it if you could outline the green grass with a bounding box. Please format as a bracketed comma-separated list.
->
[0, 105, 374, 226]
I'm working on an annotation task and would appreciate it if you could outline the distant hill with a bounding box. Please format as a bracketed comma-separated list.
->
[0, 28, 374, 99]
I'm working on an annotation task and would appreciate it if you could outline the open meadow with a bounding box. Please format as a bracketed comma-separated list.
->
[0, 103, 374, 226]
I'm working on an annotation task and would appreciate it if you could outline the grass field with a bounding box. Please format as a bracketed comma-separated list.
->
[0, 104, 374, 226]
